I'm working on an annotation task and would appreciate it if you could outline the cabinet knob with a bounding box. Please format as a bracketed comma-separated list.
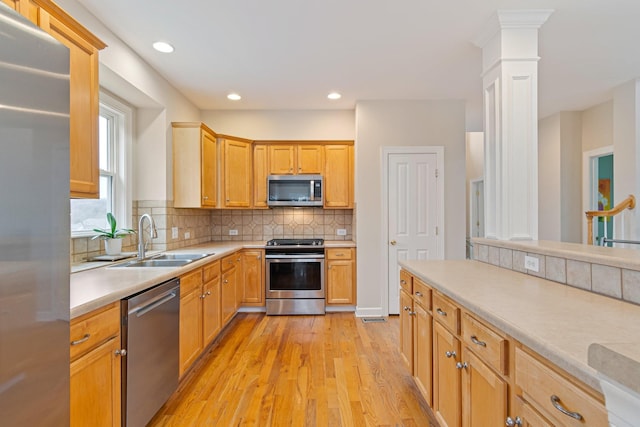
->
[403, 306, 411, 311]
[206, 291, 211, 296]
[455, 362, 468, 370]
[445, 351, 456, 358]
[415, 291, 423, 297]
[115, 349, 127, 357]
[400, 279, 406, 285]
[224, 280, 229, 284]
[200, 294, 206, 299]
[505, 417, 522, 427]
[203, 196, 208, 200]
[409, 311, 416, 316]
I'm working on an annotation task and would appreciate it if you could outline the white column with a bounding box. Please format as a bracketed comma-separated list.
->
[473, 10, 553, 241]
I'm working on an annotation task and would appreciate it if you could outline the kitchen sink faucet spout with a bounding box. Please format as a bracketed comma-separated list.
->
[137, 214, 158, 259]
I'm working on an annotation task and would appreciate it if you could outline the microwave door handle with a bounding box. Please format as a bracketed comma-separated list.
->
[310, 180, 314, 201]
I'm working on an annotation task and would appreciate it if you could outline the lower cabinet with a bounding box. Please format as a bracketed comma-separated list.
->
[70, 302, 122, 427]
[399, 268, 608, 427]
[326, 248, 356, 305]
[241, 249, 264, 306]
[221, 253, 239, 325]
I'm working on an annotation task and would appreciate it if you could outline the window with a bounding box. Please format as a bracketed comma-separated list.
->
[71, 92, 133, 236]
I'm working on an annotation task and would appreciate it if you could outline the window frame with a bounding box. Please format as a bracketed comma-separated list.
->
[70, 90, 133, 238]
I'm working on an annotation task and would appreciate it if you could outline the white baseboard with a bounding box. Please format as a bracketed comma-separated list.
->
[355, 307, 385, 318]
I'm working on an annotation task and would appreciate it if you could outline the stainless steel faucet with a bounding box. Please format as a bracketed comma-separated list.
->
[137, 213, 158, 259]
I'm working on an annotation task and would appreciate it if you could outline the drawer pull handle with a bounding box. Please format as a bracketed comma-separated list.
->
[445, 351, 456, 358]
[71, 334, 90, 346]
[415, 291, 423, 297]
[400, 279, 406, 285]
[550, 395, 583, 421]
[436, 308, 447, 316]
[455, 362, 468, 370]
[470, 335, 487, 347]
[336, 253, 344, 256]
[505, 416, 522, 427]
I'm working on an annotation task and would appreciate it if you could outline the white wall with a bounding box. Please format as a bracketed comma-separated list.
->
[355, 100, 466, 316]
[613, 79, 640, 242]
[582, 101, 613, 152]
[56, 0, 201, 201]
[200, 110, 355, 140]
[465, 132, 484, 238]
[538, 114, 562, 241]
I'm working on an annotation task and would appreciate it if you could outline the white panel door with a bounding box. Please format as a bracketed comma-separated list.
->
[388, 152, 439, 314]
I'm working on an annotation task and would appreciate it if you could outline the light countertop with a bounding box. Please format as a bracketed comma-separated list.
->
[70, 240, 355, 319]
[400, 259, 640, 393]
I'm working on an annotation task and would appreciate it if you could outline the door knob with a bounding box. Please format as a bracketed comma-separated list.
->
[390, 240, 397, 245]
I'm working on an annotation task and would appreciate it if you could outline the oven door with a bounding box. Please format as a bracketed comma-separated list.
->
[266, 256, 325, 299]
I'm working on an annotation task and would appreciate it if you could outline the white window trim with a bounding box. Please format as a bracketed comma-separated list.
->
[71, 91, 133, 238]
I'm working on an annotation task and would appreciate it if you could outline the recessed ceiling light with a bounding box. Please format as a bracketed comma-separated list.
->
[227, 93, 242, 101]
[327, 92, 342, 100]
[152, 41, 174, 53]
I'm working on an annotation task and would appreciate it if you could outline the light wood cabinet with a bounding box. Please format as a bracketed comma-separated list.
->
[510, 396, 553, 427]
[221, 253, 239, 324]
[202, 261, 222, 347]
[433, 321, 462, 427]
[461, 349, 507, 427]
[70, 302, 121, 427]
[179, 269, 204, 376]
[5, 0, 106, 198]
[173, 123, 218, 208]
[241, 249, 264, 306]
[221, 137, 252, 207]
[326, 248, 356, 305]
[399, 289, 414, 371]
[268, 144, 324, 175]
[253, 144, 269, 208]
[413, 302, 433, 406]
[324, 145, 354, 208]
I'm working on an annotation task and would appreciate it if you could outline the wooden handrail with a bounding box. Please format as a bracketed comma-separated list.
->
[586, 195, 636, 245]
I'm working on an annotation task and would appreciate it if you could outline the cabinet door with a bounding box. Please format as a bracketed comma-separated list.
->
[414, 303, 433, 406]
[202, 276, 221, 347]
[327, 259, 354, 304]
[223, 139, 252, 207]
[201, 129, 217, 207]
[269, 145, 295, 174]
[70, 337, 121, 427]
[221, 267, 237, 324]
[324, 145, 353, 208]
[433, 322, 461, 427]
[241, 250, 264, 305]
[461, 349, 507, 427]
[511, 396, 553, 427]
[399, 289, 414, 371]
[297, 145, 324, 174]
[253, 145, 268, 208]
[43, 12, 101, 198]
[179, 287, 203, 376]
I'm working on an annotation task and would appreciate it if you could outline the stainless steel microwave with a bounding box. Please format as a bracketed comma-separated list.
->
[267, 175, 323, 207]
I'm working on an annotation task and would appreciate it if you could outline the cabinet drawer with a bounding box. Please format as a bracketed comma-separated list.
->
[70, 302, 119, 361]
[326, 248, 352, 260]
[400, 269, 413, 294]
[203, 260, 221, 283]
[221, 253, 237, 272]
[515, 348, 608, 427]
[413, 278, 431, 310]
[462, 313, 507, 374]
[433, 292, 460, 334]
[181, 268, 203, 295]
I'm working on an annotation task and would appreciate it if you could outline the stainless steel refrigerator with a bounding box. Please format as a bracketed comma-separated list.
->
[0, 4, 71, 426]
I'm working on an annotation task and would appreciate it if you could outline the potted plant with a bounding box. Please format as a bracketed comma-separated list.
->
[92, 212, 136, 255]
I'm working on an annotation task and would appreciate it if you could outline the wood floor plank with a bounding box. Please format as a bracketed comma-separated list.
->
[149, 313, 438, 427]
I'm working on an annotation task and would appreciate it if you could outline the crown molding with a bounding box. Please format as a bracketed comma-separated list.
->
[472, 9, 554, 48]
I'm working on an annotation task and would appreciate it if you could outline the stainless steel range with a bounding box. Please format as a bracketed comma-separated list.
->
[265, 238, 325, 315]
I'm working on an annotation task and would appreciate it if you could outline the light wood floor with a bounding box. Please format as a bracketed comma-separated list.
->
[149, 313, 438, 427]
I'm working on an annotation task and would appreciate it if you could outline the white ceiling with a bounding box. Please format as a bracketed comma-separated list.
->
[77, 0, 640, 130]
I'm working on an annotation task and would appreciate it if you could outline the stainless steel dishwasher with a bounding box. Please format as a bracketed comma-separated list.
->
[121, 277, 180, 427]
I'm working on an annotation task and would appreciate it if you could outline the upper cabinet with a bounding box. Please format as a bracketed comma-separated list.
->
[253, 144, 269, 208]
[268, 144, 324, 175]
[221, 136, 252, 208]
[324, 145, 354, 208]
[4, 0, 107, 198]
[173, 123, 217, 208]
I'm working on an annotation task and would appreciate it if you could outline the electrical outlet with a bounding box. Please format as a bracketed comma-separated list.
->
[184, 231, 190, 239]
[229, 229, 238, 236]
[336, 229, 347, 236]
[171, 227, 178, 239]
[524, 255, 539, 272]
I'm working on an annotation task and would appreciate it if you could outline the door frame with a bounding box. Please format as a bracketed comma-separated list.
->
[381, 146, 445, 316]
[582, 146, 613, 243]
[469, 177, 484, 238]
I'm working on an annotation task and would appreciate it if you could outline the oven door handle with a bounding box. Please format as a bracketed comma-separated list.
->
[265, 254, 325, 259]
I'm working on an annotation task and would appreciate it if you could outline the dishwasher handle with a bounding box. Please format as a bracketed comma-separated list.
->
[129, 289, 178, 318]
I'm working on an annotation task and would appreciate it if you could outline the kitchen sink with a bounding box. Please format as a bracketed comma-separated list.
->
[112, 253, 214, 268]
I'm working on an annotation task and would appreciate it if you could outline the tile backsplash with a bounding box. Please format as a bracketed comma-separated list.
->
[71, 202, 353, 263]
